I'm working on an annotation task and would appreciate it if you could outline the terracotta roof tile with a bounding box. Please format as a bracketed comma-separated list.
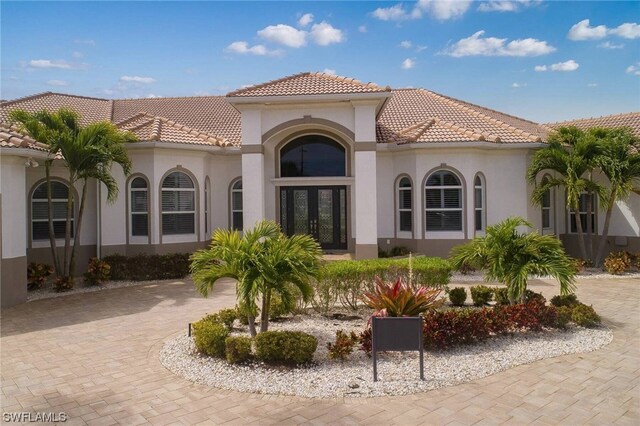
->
[227, 72, 390, 97]
[0, 123, 51, 153]
[547, 112, 640, 136]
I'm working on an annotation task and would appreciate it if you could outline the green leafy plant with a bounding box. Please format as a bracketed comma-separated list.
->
[192, 318, 229, 357]
[235, 301, 258, 326]
[556, 306, 573, 329]
[326, 330, 359, 361]
[254, 331, 318, 365]
[390, 246, 410, 257]
[83, 257, 110, 286]
[571, 304, 601, 328]
[523, 290, 546, 304]
[447, 287, 467, 306]
[470, 285, 493, 306]
[53, 275, 74, 292]
[205, 308, 238, 330]
[603, 251, 631, 275]
[361, 277, 442, 317]
[493, 288, 510, 305]
[450, 217, 576, 304]
[225, 336, 252, 364]
[103, 253, 190, 281]
[27, 263, 53, 290]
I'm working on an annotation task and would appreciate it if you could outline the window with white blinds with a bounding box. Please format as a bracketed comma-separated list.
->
[231, 179, 243, 231]
[130, 177, 149, 237]
[541, 175, 554, 231]
[425, 170, 463, 232]
[474, 175, 485, 232]
[397, 177, 412, 232]
[162, 171, 195, 235]
[31, 181, 73, 240]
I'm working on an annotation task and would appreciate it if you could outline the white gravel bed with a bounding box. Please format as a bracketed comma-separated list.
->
[160, 315, 612, 398]
[451, 269, 640, 283]
[27, 279, 173, 301]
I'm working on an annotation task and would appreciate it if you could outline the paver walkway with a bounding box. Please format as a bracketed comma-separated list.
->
[1, 276, 638, 425]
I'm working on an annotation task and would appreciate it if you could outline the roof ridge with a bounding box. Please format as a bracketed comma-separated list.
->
[309, 71, 389, 91]
[433, 117, 500, 142]
[547, 111, 640, 126]
[114, 94, 227, 102]
[420, 89, 541, 142]
[1, 92, 54, 106]
[156, 116, 228, 146]
[2, 91, 110, 105]
[226, 72, 311, 97]
[398, 119, 435, 142]
[114, 112, 153, 127]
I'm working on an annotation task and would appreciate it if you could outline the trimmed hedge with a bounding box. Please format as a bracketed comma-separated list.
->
[225, 336, 253, 364]
[314, 256, 452, 312]
[255, 331, 318, 365]
[103, 253, 190, 281]
[193, 319, 229, 357]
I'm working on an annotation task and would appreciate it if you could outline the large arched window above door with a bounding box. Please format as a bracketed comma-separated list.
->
[280, 135, 346, 177]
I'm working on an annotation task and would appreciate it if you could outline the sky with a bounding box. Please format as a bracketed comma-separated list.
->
[1, 0, 639, 123]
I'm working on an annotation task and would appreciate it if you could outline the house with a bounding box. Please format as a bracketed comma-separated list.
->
[1, 72, 638, 307]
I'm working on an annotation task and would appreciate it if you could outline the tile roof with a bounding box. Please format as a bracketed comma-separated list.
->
[0, 123, 51, 153]
[115, 113, 229, 147]
[227, 72, 390, 97]
[547, 112, 640, 137]
[377, 89, 549, 144]
[0, 92, 112, 126]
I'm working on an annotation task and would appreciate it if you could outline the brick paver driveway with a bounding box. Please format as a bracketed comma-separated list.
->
[1, 277, 638, 425]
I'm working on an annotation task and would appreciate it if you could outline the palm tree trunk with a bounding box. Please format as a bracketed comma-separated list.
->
[594, 189, 617, 267]
[260, 289, 271, 333]
[573, 204, 588, 260]
[70, 179, 88, 278]
[586, 191, 593, 260]
[45, 161, 61, 276]
[247, 314, 257, 337]
[63, 172, 74, 277]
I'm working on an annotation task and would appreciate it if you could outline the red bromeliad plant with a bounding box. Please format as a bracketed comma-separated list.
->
[361, 277, 442, 317]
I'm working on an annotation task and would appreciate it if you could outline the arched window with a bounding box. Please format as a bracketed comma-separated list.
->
[161, 171, 195, 235]
[129, 177, 149, 237]
[204, 177, 210, 235]
[474, 174, 485, 232]
[31, 180, 73, 240]
[541, 175, 554, 231]
[280, 135, 346, 177]
[397, 177, 412, 233]
[230, 179, 243, 231]
[425, 170, 463, 232]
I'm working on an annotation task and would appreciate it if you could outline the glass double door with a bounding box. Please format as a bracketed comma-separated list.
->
[280, 186, 347, 250]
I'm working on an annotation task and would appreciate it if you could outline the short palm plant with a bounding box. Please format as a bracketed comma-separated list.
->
[190, 220, 323, 336]
[450, 217, 576, 304]
[361, 277, 442, 317]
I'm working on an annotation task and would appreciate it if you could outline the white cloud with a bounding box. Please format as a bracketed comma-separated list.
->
[511, 82, 527, 88]
[102, 88, 116, 95]
[416, 45, 428, 52]
[444, 31, 555, 57]
[28, 59, 72, 69]
[298, 13, 314, 27]
[401, 58, 415, 69]
[610, 22, 640, 39]
[534, 59, 579, 72]
[400, 40, 413, 49]
[372, 1, 471, 22]
[371, 4, 411, 21]
[72, 51, 83, 58]
[47, 80, 68, 87]
[225, 41, 282, 56]
[146, 94, 161, 98]
[258, 24, 307, 48]
[74, 39, 95, 46]
[120, 75, 156, 84]
[568, 19, 608, 40]
[587, 83, 598, 87]
[626, 64, 640, 76]
[322, 68, 336, 75]
[309, 22, 344, 46]
[478, 1, 541, 13]
[358, 25, 367, 33]
[598, 41, 624, 49]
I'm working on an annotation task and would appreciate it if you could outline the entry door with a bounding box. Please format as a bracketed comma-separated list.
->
[280, 186, 347, 250]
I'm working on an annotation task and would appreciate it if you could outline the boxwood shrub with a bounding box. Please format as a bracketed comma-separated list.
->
[192, 318, 229, 357]
[103, 253, 190, 281]
[225, 336, 252, 364]
[254, 331, 318, 365]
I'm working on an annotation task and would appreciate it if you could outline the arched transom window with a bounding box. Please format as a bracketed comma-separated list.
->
[425, 170, 463, 232]
[397, 177, 412, 233]
[162, 171, 195, 235]
[280, 135, 346, 177]
[31, 180, 73, 240]
[130, 177, 149, 237]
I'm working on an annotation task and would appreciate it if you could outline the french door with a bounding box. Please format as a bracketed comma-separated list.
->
[280, 186, 347, 250]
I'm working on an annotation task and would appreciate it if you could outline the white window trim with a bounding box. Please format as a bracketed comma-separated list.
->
[397, 178, 413, 237]
[424, 186, 463, 234]
[541, 176, 554, 235]
[161, 176, 196, 237]
[31, 181, 74, 244]
[231, 180, 243, 231]
[129, 181, 149, 242]
[474, 175, 485, 235]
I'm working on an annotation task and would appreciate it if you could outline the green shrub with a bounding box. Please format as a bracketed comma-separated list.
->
[603, 251, 631, 275]
[456, 261, 476, 275]
[326, 330, 359, 361]
[378, 247, 389, 258]
[493, 288, 510, 305]
[254, 331, 317, 364]
[571, 304, 601, 328]
[225, 336, 252, 364]
[206, 308, 238, 330]
[269, 294, 292, 319]
[27, 263, 53, 290]
[310, 274, 339, 314]
[447, 287, 467, 306]
[103, 253, 190, 281]
[83, 257, 110, 286]
[550, 294, 579, 308]
[523, 290, 546, 304]
[235, 301, 258, 325]
[390, 246, 410, 257]
[193, 319, 229, 357]
[556, 306, 572, 329]
[470, 285, 493, 306]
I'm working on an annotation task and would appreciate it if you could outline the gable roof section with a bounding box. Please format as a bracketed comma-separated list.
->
[377, 89, 549, 144]
[547, 112, 640, 137]
[227, 72, 390, 98]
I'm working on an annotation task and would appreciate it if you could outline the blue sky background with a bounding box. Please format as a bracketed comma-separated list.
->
[1, 1, 639, 123]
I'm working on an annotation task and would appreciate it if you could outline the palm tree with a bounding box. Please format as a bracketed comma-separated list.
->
[593, 128, 640, 266]
[527, 126, 603, 261]
[190, 220, 322, 337]
[10, 108, 134, 281]
[450, 217, 576, 304]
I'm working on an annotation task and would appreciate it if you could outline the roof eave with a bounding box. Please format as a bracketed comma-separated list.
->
[226, 91, 392, 106]
[378, 141, 547, 151]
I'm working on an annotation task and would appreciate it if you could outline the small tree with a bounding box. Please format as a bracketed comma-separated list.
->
[450, 217, 576, 304]
[190, 220, 323, 337]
